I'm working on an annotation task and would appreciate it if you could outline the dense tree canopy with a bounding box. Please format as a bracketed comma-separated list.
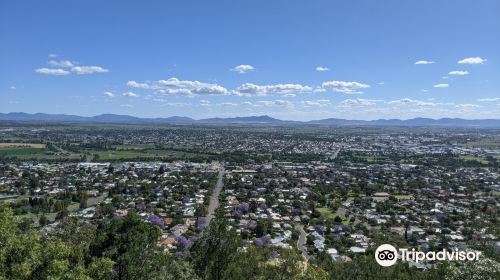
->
[1, 205, 498, 280]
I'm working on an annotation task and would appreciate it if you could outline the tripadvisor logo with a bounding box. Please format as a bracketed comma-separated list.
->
[375, 244, 398, 267]
[374, 244, 482, 267]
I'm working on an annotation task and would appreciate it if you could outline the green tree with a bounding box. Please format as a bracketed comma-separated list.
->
[89, 210, 169, 280]
[39, 214, 49, 227]
[190, 209, 242, 280]
[0, 206, 113, 280]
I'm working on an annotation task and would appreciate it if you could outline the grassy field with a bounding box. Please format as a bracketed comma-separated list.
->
[0, 148, 82, 160]
[111, 144, 157, 150]
[90, 149, 209, 160]
[355, 155, 389, 163]
[316, 207, 339, 219]
[0, 146, 45, 156]
[394, 195, 414, 200]
[16, 202, 80, 225]
[0, 142, 212, 161]
[459, 155, 490, 164]
[87, 193, 108, 206]
[15, 193, 108, 225]
[462, 138, 500, 149]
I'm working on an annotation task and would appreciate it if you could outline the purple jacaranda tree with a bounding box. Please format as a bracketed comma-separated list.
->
[232, 209, 243, 218]
[271, 251, 281, 259]
[176, 235, 192, 249]
[238, 202, 250, 213]
[136, 203, 146, 211]
[148, 214, 165, 229]
[314, 225, 326, 235]
[254, 237, 265, 247]
[246, 220, 257, 230]
[197, 218, 207, 231]
[254, 235, 272, 247]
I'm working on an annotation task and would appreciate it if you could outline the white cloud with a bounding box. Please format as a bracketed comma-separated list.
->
[258, 100, 293, 107]
[120, 104, 133, 108]
[122, 92, 139, 97]
[71, 66, 109, 75]
[388, 98, 437, 106]
[199, 100, 212, 107]
[9, 86, 16, 90]
[128, 78, 229, 96]
[458, 57, 487, 64]
[157, 78, 229, 95]
[340, 98, 380, 107]
[35, 68, 70, 76]
[127, 81, 150, 89]
[36, 57, 108, 76]
[103, 91, 116, 97]
[433, 83, 449, 88]
[150, 97, 166, 102]
[234, 83, 266, 96]
[230, 64, 255, 74]
[448, 70, 469, 76]
[48, 53, 58, 58]
[48, 60, 74, 68]
[282, 93, 296, 98]
[128, 78, 314, 97]
[321, 80, 370, 94]
[477, 97, 500, 102]
[302, 99, 331, 107]
[273, 99, 293, 107]
[316, 66, 329, 72]
[219, 102, 238, 107]
[165, 102, 191, 108]
[455, 104, 480, 109]
[414, 60, 435, 65]
[235, 83, 313, 96]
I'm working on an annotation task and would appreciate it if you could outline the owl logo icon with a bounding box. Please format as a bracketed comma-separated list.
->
[375, 244, 398, 267]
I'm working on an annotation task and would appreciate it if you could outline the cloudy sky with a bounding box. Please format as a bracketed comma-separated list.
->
[1, 0, 499, 120]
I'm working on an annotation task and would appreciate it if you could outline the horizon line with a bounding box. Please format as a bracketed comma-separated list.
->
[1, 111, 500, 122]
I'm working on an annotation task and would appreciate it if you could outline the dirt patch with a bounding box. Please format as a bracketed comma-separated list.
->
[0, 143, 45, 148]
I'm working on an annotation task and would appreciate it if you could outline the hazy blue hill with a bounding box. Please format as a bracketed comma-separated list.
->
[0, 112, 499, 127]
[159, 116, 195, 123]
[90, 114, 142, 123]
[308, 118, 367, 125]
[0, 112, 86, 122]
[198, 115, 284, 124]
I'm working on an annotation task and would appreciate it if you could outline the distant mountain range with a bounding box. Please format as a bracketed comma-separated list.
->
[0, 112, 499, 127]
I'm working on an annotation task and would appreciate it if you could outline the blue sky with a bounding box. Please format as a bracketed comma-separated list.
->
[1, 0, 499, 120]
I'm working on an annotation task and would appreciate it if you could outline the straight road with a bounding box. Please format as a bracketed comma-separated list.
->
[331, 147, 341, 160]
[200, 168, 224, 229]
[295, 224, 311, 261]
